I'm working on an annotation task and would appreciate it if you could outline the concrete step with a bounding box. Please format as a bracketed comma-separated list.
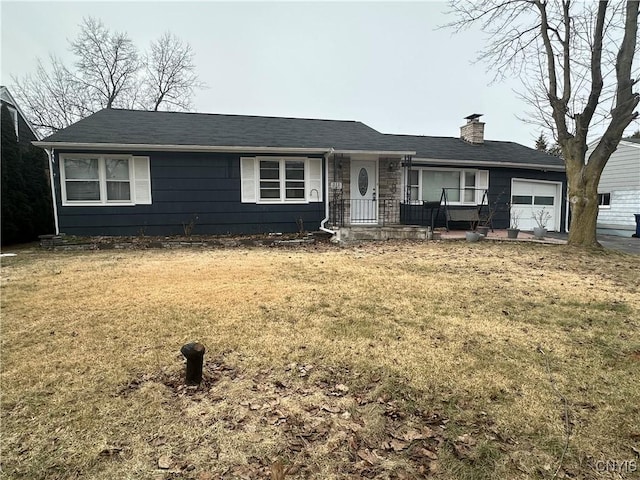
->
[335, 225, 431, 242]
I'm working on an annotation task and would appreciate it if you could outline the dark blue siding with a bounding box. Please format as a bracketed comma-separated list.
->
[53, 151, 325, 236]
[489, 168, 566, 231]
[402, 166, 567, 231]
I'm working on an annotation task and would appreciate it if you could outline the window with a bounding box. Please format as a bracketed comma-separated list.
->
[258, 159, 306, 201]
[512, 195, 554, 206]
[598, 193, 611, 207]
[408, 170, 419, 201]
[241, 157, 323, 204]
[7, 107, 18, 137]
[60, 154, 151, 206]
[408, 168, 489, 205]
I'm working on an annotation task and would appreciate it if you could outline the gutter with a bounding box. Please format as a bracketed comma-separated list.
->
[319, 148, 336, 235]
[411, 157, 566, 172]
[47, 148, 60, 235]
[32, 141, 335, 155]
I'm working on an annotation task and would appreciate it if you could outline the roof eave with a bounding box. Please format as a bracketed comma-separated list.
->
[32, 142, 332, 154]
[32, 142, 416, 156]
[332, 149, 416, 156]
[412, 157, 566, 172]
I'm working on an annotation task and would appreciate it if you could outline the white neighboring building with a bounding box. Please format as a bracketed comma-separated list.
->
[590, 138, 640, 237]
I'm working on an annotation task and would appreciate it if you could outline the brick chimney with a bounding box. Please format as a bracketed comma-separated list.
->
[460, 113, 485, 144]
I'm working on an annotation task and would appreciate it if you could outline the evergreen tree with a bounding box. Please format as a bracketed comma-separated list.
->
[535, 133, 549, 151]
[1, 104, 54, 245]
[1, 104, 28, 244]
[22, 145, 54, 239]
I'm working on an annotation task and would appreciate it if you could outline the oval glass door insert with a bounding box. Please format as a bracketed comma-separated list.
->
[358, 168, 368, 196]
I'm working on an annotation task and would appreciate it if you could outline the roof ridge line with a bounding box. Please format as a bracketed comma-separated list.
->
[106, 108, 363, 124]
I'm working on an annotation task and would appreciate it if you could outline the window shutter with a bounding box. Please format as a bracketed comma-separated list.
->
[306, 158, 323, 202]
[132, 156, 152, 205]
[476, 170, 489, 204]
[240, 157, 257, 203]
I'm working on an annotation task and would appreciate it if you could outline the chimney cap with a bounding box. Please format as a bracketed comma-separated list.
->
[464, 113, 484, 121]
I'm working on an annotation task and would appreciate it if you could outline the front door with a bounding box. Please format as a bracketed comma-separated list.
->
[350, 160, 377, 224]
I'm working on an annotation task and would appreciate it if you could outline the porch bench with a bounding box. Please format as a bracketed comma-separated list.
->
[446, 207, 480, 230]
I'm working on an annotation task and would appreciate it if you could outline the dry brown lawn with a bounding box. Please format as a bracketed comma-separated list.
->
[1, 241, 639, 480]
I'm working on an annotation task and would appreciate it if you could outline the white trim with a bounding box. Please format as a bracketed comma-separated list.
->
[33, 142, 417, 157]
[47, 149, 60, 235]
[413, 157, 565, 172]
[34, 142, 332, 154]
[587, 137, 640, 149]
[319, 150, 336, 234]
[247, 156, 323, 204]
[7, 106, 18, 137]
[408, 166, 490, 206]
[60, 153, 145, 206]
[597, 192, 611, 208]
[0, 86, 40, 140]
[620, 140, 640, 149]
[350, 158, 379, 224]
[333, 149, 415, 156]
[510, 178, 563, 231]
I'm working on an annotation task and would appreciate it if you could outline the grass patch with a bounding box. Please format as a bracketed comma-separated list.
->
[1, 242, 639, 479]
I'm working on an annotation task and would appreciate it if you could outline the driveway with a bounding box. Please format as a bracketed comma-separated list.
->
[547, 232, 640, 254]
[598, 234, 640, 255]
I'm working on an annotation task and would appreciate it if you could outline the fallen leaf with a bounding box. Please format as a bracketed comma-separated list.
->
[418, 448, 438, 460]
[357, 449, 380, 465]
[271, 460, 285, 480]
[389, 438, 409, 451]
[321, 405, 341, 413]
[402, 428, 425, 441]
[98, 447, 122, 457]
[158, 454, 172, 469]
[285, 464, 301, 475]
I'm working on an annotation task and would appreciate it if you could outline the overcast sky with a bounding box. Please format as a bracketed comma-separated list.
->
[2, 1, 638, 147]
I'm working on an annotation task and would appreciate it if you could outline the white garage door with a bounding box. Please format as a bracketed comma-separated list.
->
[511, 180, 561, 231]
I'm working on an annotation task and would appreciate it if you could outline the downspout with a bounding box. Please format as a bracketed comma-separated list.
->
[47, 148, 60, 235]
[319, 148, 335, 235]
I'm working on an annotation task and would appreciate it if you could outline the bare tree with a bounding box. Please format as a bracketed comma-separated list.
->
[12, 55, 93, 136]
[70, 17, 140, 109]
[13, 17, 204, 136]
[447, 0, 639, 247]
[142, 32, 203, 111]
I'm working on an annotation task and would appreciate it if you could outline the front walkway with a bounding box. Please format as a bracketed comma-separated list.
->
[437, 229, 567, 245]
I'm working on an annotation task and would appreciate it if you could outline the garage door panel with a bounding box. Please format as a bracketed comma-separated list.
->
[511, 180, 560, 231]
[534, 196, 554, 206]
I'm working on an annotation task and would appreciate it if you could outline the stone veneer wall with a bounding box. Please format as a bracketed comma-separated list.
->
[327, 156, 403, 226]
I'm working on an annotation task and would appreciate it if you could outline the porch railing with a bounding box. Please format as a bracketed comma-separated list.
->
[328, 197, 401, 227]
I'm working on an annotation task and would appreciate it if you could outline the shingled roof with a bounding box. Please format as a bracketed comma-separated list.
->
[381, 134, 565, 170]
[37, 108, 565, 170]
[39, 108, 408, 153]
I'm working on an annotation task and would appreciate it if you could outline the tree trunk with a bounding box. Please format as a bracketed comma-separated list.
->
[566, 163, 601, 248]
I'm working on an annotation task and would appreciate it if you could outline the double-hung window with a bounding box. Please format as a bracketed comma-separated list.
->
[60, 154, 151, 206]
[597, 193, 611, 208]
[241, 157, 323, 204]
[408, 168, 489, 205]
[257, 159, 306, 201]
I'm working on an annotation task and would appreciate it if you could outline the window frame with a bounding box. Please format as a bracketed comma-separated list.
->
[408, 167, 488, 205]
[597, 192, 611, 209]
[60, 153, 136, 206]
[255, 157, 314, 204]
[7, 106, 18, 137]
